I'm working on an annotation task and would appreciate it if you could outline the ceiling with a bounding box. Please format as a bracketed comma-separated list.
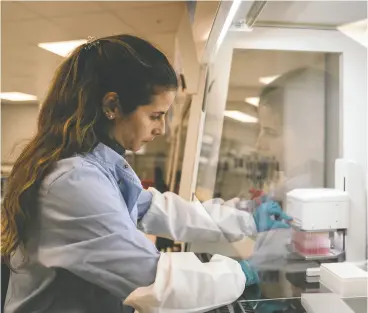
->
[2, 1, 366, 105]
[1, 1, 186, 102]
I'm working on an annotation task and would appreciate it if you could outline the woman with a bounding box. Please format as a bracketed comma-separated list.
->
[1, 35, 291, 313]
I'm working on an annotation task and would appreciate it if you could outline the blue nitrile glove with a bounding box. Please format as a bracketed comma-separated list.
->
[239, 260, 260, 286]
[253, 199, 293, 232]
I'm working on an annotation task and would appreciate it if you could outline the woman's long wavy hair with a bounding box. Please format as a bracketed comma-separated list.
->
[1, 34, 178, 269]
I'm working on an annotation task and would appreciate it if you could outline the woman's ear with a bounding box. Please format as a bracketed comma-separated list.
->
[102, 92, 120, 120]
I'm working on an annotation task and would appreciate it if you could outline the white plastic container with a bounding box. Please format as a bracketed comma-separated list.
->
[286, 188, 349, 230]
[306, 267, 321, 277]
[320, 262, 368, 298]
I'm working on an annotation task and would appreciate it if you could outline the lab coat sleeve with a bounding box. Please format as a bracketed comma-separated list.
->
[124, 253, 246, 313]
[138, 187, 257, 243]
[38, 164, 246, 311]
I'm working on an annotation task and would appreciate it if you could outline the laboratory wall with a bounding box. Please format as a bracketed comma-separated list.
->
[189, 0, 219, 62]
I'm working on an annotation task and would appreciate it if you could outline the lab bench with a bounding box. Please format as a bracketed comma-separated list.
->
[196, 254, 367, 313]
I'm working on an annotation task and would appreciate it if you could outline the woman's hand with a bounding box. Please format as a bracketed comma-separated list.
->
[239, 260, 260, 286]
[253, 200, 293, 232]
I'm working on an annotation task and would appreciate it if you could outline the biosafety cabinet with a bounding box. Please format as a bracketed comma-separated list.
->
[180, 1, 367, 264]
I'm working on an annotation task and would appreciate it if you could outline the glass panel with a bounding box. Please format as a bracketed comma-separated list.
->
[196, 49, 340, 207]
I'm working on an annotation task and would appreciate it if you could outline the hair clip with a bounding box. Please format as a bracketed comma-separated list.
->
[84, 36, 100, 51]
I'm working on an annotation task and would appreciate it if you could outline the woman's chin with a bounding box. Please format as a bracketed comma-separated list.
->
[131, 143, 145, 153]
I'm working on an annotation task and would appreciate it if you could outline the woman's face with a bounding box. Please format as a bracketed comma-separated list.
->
[110, 90, 176, 152]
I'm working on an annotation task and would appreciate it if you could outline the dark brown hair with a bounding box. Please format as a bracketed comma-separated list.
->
[1, 34, 178, 269]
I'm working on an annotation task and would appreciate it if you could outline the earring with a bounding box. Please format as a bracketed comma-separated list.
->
[106, 112, 114, 119]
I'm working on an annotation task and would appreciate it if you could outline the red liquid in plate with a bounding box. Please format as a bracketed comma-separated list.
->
[292, 230, 330, 256]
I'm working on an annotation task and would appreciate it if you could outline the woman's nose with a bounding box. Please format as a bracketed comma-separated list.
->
[153, 120, 165, 136]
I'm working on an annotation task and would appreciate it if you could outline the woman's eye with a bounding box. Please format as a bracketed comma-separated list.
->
[150, 115, 161, 120]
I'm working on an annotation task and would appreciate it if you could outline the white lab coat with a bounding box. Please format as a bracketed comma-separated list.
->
[5, 144, 257, 313]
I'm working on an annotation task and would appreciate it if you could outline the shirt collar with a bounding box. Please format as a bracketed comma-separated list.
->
[100, 136, 126, 156]
[89, 143, 141, 188]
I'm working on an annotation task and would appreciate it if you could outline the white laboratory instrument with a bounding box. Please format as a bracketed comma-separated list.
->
[286, 188, 349, 261]
[286, 188, 349, 231]
[285, 158, 367, 263]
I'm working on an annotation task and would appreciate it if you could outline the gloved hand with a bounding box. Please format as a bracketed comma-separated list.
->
[239, 260, 260, 286]
[253, 199, 293, 232]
